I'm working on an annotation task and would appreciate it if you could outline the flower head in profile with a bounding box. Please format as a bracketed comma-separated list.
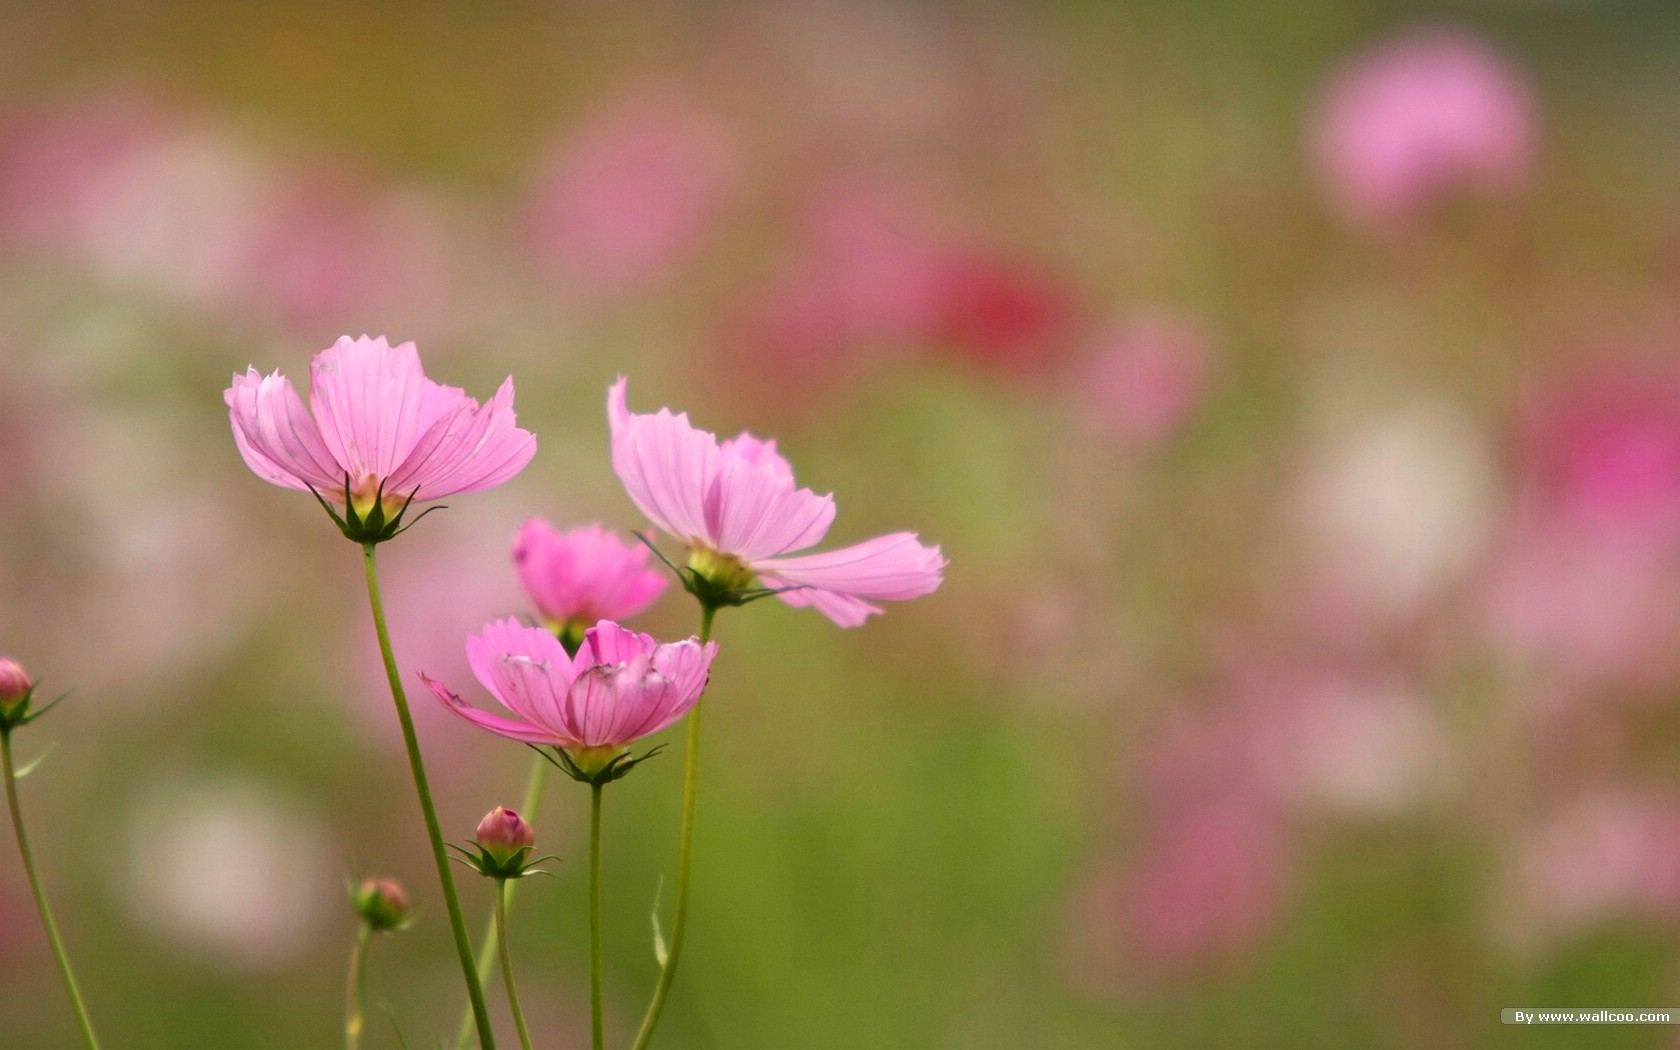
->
[513, 520, 667, 648]
[607, 377, 945, 626]
[423, 618, 716, 785]
[225, 335, 537, 543]
[1311, 27, 1538, 233]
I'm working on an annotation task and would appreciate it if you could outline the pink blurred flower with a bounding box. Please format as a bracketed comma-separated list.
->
[608, 378, 945, 626]
[1519, 359, 1680, 543]
[1312, 27, 1538, 232]
[1508, 791, 1680, 944]
[1073, 314, 1215, 446]
[1067, 795, 1291, 986]
[927, 252, 1076, 375]
[513, 520, 667, 634]
[238, 174, 454, 332]
[225, 335, 536, 529]
[529, 90, 735, 303]
[1484, 358, 1680, 687]
[424, 618, 715, 773]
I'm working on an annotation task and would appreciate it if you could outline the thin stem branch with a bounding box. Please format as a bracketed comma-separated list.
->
[496, 884, 535, 1050]
[361, 543, 497, 1050]
[345, 923, 371, 1050]
[455, 755, 550, 1050]
[590, 781, 605, 1050]
[2, 729, 101, 1050]
[629, 602, 716, 1050]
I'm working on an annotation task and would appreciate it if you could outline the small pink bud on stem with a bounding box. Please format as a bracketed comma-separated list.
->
[350, 877, 413, 932]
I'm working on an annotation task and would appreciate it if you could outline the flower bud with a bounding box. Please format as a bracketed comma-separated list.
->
[0, 659, 33, 723]
[475, 807, 535, 867]
[350, 877, 412, 932]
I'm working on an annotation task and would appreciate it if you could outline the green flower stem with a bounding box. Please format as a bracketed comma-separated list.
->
[455, 755, 550, 1050]
[361, 543, 497, 1050]
[590, 781, 606, 1050]
[496, 883, 535, 1050]
[345, 923, 371, 1050]
[1, 728, 101, 1050]
[629, 602, 716, 1050]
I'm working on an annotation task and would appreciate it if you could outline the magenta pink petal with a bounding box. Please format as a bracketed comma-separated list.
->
[513, 520, 667, 625]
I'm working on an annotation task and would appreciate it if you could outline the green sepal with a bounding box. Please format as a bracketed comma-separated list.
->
[527, 742, 666, 786]
[447, 841, 558, 882]
[308, 475, 441, 545]
[632, 532, 805, 612]
[0, 686, 71, 733]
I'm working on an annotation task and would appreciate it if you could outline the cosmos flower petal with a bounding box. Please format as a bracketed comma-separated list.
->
[225, 368, 343, 492]
[307, 336, 450, 482]
[754, 532, 946, 600]
[513, 520, 668, 626]
[421, 673, 565, 745]
[387, 377, 537, 500]
[759, 578, 884, 628]
[573, 619, 659, 678]
[465, 618, 574, 728]
[704, 454, 836, 562]
[608, 377, 718, 544]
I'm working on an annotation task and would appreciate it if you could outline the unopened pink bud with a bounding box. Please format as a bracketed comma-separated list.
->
[0, 659, 32, 719]
[475, 807, 535, 865]
[351, 877, 411, 932]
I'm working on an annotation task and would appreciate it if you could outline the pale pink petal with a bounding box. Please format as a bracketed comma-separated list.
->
[608, 377, 718, 544]
[703, 454, 836, 562]
[225, 368, 344, 493]
[719, 433, 795, 484]
[760, 580, 883, 628]
[307, 336, 453, 482]
[387, 377, 537, 499]
[465, 618, 574, 729]
[754, 532, 945, 600]
[624, 639, 715, 738]
[421, 673, 563, 744]
[572, 620, 659, 678]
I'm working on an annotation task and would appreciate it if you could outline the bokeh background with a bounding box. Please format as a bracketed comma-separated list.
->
[2, 1, 1679, 1047]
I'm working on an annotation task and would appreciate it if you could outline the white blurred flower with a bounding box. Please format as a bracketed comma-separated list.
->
[121, 777, 338, 971]
[1296, 402, 1498, 617]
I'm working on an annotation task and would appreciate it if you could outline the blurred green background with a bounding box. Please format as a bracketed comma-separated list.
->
[4, 2, 1680, 1047]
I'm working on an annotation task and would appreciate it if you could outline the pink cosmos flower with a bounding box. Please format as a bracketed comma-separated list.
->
[423, 618, 716, 776]
[1311, 27, 1538, 232]
[513, 520, 667, 635]
[1073, 314, 1215, 447]
[224, 335, 536, 536]
[529, 88, 735, 304]
[607, 378, 945, 626]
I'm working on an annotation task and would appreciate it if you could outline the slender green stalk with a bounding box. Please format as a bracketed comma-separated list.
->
[345, 923, 371, 1050]
[1, 729, 101, 1050]
[629, 603, 716, 1050]
[361, 543, 498, 1050]
[589, 782, 605, 1050]
[495, 883, 535, 1050]
[455, 756, 550, 1050]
